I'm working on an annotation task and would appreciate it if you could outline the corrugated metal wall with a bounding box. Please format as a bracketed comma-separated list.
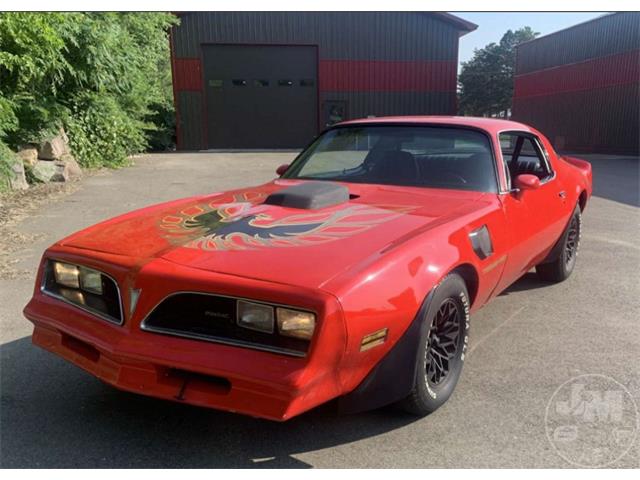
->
[513, 12, 640, 155]
[173, 12, 459, 61]
[171, 12, 463, 150]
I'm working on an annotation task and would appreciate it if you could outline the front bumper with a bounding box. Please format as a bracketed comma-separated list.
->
[29, 320, 302, 420]
[24, 250, 347, 421]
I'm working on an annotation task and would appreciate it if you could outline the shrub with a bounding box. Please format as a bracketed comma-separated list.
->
[146, 100, 176, 151]
[0, 12, 178, 176]
[65, 93, 148, 168]
[0, 140, 16, 192]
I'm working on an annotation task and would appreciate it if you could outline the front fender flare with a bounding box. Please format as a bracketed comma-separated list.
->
[338, 287, 436, 414]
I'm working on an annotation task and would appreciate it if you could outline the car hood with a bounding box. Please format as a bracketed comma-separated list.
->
[59, 180, 488, 289]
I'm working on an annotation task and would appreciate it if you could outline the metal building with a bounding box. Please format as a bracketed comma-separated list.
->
[512, 12, 640, 155]
[169, 12, 476, 150]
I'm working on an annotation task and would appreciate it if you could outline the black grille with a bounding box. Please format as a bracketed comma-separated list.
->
[142, 293, 310, 356]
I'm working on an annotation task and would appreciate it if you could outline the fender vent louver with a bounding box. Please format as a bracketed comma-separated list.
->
[469, 225, 494, 260]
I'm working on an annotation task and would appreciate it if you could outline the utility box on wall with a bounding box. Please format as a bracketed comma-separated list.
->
[169, 12, 476, 150]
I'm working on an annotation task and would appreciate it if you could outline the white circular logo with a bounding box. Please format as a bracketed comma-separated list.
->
[545, 374, 638, 467]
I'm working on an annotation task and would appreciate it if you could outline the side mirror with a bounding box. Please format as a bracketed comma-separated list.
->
[514, 174, 541, 191]
[276, 164, 290, 176]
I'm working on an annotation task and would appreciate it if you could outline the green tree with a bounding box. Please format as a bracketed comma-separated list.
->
[0, 12, 178, 178]
[0, 13, 77, 144]
[458, 26, 538, 117]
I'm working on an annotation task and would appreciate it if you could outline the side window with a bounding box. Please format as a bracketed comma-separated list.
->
[499, 133, 553, 187]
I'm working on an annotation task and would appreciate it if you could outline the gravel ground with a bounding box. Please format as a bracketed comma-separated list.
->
[0, 181, 79, 280]
[0, 152, 638, 468]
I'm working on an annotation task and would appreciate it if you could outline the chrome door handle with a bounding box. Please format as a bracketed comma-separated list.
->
[559, 191, 566, 198]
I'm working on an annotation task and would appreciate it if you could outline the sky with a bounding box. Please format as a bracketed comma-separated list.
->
[456, 12, 607, 70]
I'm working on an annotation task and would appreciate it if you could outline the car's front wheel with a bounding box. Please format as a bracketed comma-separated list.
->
[399, 274, 470, 416]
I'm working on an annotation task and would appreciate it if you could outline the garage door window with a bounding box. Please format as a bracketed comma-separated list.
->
[231, 79, 247, 87]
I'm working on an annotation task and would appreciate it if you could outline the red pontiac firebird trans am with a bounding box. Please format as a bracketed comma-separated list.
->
[24, 117, 592, 421]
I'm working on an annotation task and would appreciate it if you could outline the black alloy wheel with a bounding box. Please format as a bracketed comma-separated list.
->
[564, 215, 579, 270]
[425, 298, 462, 386]
[536, 205, 582, 283]
[400, 273, 470, 416]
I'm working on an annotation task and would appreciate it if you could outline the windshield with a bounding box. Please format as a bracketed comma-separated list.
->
[283, 125, 497, 192]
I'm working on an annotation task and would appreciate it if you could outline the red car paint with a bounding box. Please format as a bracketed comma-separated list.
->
[23, 116, 592, 421]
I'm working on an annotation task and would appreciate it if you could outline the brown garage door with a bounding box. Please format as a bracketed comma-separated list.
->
[202, 44, 318, 149]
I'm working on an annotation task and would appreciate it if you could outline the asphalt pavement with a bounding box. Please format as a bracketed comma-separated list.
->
[0, 152, 638, 468]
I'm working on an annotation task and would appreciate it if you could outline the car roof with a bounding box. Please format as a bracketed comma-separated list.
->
[336, 116, 535, 135]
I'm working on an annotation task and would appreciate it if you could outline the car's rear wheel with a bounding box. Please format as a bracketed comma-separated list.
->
[536, 206, 582, 283]
[399, 274, 469, 416]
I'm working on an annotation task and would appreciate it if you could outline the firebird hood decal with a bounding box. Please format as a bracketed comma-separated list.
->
[59, 182, 488, 289]
[159, 196, 414, 251]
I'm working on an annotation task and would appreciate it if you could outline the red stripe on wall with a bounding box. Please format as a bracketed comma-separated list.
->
[514, 49, 640, 99]
[319, 59, 457, 92]
[174, 58, 203, 92]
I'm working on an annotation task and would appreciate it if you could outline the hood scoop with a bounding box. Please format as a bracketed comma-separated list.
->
[264, 181, 349, 210]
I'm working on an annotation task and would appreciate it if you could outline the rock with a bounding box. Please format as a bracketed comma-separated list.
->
[58, 127, 70, 145]
[16, 146, 38, 167]
[58, 153, 82, 179]
[31, 156, 81, 183]
[9, 159, 29, 190]
[38, 134, 69, 160]
[31, 160, 68, 183]
[50, 164, 69, 182]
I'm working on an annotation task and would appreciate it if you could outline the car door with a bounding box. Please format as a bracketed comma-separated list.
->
[496, 131, 571, 291]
